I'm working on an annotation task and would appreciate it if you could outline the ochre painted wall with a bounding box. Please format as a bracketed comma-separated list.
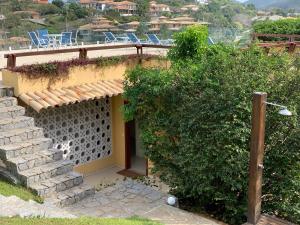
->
[72, 95, 125, 175]
[2, 58, 170, 96]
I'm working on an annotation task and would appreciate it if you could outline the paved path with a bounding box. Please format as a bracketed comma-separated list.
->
[0, 194, 75, 218]
[65, 179, 221, 225]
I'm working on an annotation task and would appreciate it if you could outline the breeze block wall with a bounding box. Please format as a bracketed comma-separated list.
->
[26, 98, 113, 167]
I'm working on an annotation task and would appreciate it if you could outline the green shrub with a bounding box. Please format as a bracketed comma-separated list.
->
[253, 18, 300, 41]
[124, 26, 300, 224]
[168, 25, 208, 61]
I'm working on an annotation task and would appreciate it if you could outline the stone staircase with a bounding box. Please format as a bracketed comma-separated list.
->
[0, 96, 95, 207]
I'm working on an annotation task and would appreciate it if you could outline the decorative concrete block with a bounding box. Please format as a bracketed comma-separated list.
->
[26, 98, 113, 167]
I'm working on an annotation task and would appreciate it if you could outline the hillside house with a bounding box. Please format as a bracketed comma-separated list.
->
[149, 1, 171, 17]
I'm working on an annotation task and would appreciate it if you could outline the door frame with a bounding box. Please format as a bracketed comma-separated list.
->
[125, 120, 132, 170]
[124, 119, 148, 175]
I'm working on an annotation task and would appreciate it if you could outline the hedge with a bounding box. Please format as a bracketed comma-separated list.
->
[123, 26, 300, 224]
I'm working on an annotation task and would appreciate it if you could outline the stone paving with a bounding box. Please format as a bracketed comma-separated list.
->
[65, 178, 221, 225]
[0, 194, 75, 218]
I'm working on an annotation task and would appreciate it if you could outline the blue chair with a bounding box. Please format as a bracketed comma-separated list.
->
[28, 31, 48, 48]
[71, 29, 78, 46]
[103, 32, 128, 43]
[146, 34, 173, 45]
[127, 33, 148, 44]
[37, 29, 49, 45]
[60, 32, 72, 46]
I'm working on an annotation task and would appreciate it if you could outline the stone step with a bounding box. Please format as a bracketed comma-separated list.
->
[0, 97, 17, 108]
[6, 148, 63, 173]
[0, 127, 45, 149]
[18, 160, 73, 186]
[0, 105, 25, 119]
[0, 116, 35, 132]
[29, 172, 83, 197]
[45, 183, 95, 207]
[0, 138, 53, 160]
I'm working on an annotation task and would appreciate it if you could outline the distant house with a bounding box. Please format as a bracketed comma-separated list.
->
[123, 21, 140, 32]
[122, 16, 209, 33]
[80, 0, 137, 16]
[79, 16, 120, 41]
[149, 1, 171, 17]
[79, 0, 97, 9]
[33, 0, 49, 4]
[111, 1, 137, 16]
[180, 4, 199, 12]
[195, 0, 209, 5]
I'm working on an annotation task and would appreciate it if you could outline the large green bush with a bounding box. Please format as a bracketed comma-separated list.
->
[124, 26, 300, 224]
[253, 18, 300, 41]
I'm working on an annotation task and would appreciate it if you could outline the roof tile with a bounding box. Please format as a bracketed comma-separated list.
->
[19, 79, 124, 112]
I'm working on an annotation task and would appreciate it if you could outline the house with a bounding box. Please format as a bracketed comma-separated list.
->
[180, 4, 199, 12]
[33, 0, 49, 4]
[96, 0, 115, 11]
[149, 1, 171, 17]
[148, 16, 209, 32]
[111, 1, 137, 16]
[80, 0, 137, 16]
[79, 0, 97, 9]
[2, 55, 166, 190]
[78, 16, 120, 41]
[195, 0, 209, 5]
[123, 21, 140, 32]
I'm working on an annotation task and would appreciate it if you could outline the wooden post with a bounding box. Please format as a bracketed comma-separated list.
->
[79, 48, 87, 59]
[247, 92, 267, 225]
[287, 43, 296, 54]
[7, 54, 16, 68]
[136, 45, 143, 56]
[251, 33, 257, 42]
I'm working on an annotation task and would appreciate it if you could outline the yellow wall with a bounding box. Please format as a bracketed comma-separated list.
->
[2, 58, 169, 96]
[74, 95, 125, 175]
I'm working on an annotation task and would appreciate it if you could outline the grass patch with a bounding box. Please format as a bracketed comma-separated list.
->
[0, 217, 163, 225]
[0, 179, 43, 203]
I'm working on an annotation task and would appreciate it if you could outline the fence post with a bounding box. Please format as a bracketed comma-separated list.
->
[79, 48, 87, 59]
[287, 43, 296, 54]
[7, 54, 16, 69]
[247, 92, 267, 225]
[136, 45, 143, 56]
[263, 47, 270, 55]
[251, 33, 257, 43]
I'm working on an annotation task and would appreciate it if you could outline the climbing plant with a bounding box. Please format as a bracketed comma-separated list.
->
[123, 25, 300, 224]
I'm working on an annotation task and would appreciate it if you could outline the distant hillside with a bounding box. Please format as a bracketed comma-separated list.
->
[245, 0, 300, 11]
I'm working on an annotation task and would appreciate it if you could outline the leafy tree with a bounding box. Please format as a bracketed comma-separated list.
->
[134, 0, 150, 21]
[124, 25, 300, 224]
[38, 4, 61, 15]
[52, 0, 64, 9]
[10, 0, 21, 11]
[168, 25, 208, 60]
